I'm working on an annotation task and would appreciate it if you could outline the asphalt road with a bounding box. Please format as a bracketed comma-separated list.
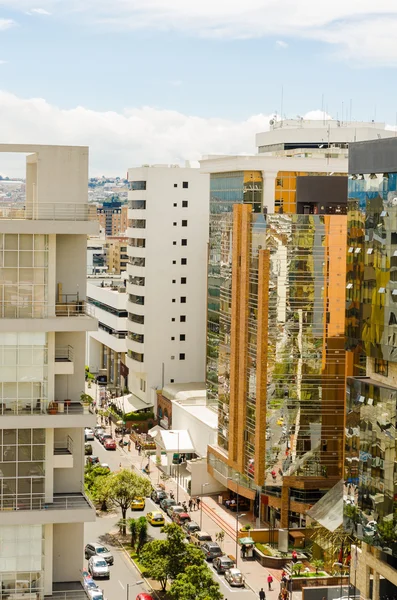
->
[85, 437, 257, 599]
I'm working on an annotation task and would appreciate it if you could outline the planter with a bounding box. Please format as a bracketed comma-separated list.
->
[290, 575, 349, 591]
[254, 547, 291, 569]
[64, 399, 71, 406]
[48, 403, 58, 415]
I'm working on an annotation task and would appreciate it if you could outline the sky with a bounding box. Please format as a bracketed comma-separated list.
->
[0, 1, 397, 175]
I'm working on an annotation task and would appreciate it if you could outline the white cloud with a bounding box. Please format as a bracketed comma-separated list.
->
[0, 18, 15, 30]
[276, 40, 288, 49]
[2, 1, 397, 64]
[30, 7, 51, 14]
[0, 60, 7, 64]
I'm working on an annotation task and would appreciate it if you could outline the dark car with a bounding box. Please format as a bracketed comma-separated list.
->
[85, 443, 93, 456]
[160, 497, 176, 512]
[151, 488, 167, 503]
[183, 521, 200, 538]
[96, 375, 107, 386]
[213, 555, 235, 574]
[86, 456, 99, 466]
[85, 543, 114, 565]
[201, 542, 223, 561]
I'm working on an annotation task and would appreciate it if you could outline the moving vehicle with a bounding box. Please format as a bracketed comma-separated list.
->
[201, 541, 223, 561]
[167, 505, 185, 519]
[160, 498, 176, 512]
[100, 433, 113, 445]
[103, 438, 116, 450]
[146, 511, 165, 526]
[95, 427, 105, 439]
[151, 488, 167, 503]
[101, 463, 110, 472]
[86, 456, 100, 466]
[173, 512, 191, 526]
[224, 568, 245, 587]
[277, 418, 284, 426]
[183, 521, 200, 538]
[85, 428, 95, 441]
[85, 543, 114, 565]
[213, 555, 235, 574]
[136, 594, 154, 600]
[191, 532, 212, 547]
[131, 497, 145, 511]
[87, 557, 110, 579]
[85, 443, 93, 456]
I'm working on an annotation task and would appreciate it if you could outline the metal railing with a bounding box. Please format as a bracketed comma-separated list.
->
[0, 491, 92, 511]
[54, 435, 74, 454]
[0, 400, 93, 416]
[55, 345, 74, 361]
[0, 203, 90, 221]
[0, 302, 95, 318]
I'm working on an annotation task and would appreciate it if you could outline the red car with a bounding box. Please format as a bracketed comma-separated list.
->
[104, 438, 116, 450]
[136, 595, 154, 600]
[173, 512, 191, 526]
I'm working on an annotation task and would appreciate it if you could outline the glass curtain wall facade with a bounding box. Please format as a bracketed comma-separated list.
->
[0, 524, 44, 598]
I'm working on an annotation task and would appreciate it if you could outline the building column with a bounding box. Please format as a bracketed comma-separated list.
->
[43, 524, 53, 595]
[262, 171, 277, 213]
[280, 485, 289, 529]
[106, 347, 111, 382]
[45, 429, 54, 503]
[373, 571, 380, 600]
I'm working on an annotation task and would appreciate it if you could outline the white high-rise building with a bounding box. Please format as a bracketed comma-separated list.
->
[0, 144, 97, 597]
[126, 165, 209, 408]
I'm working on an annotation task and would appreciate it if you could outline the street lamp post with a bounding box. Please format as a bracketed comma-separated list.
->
[235, 513, 246, 567]
[126, 581, 144, 600]
[200, 482, 209, 528]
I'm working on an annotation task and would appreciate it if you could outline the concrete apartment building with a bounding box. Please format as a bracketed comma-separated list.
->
[96, 199, 128, 236]
[344, 138, 397, 599]
[106, 236, 128, 274]
[126, 165, 209, 407]
[0, 144, 97, 597]
[201, 119, 393, 527]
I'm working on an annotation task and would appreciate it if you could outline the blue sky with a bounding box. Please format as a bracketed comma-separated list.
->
[0, 1, 397, 174]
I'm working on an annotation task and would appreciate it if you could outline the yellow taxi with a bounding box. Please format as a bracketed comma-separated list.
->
[277, 418, 284, 426]
[146, 511, 165, 526]
[131, 497, 145, 511]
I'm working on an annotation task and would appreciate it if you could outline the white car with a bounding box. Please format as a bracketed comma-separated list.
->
[88, 556, 110, 579]
[85, 428, 95, 441]
[224, 568, 245, 587]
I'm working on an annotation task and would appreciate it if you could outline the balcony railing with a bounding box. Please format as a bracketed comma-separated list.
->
[0, 400, 93, 416]
[54, 435, 74, 455]
[0, 301, 94, 318]
[0, 203, 90, 221]
[0, 490, 93, 511]
[55, 345, 74, 361]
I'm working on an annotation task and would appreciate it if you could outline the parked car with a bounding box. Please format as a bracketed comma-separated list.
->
[160, 497, 176, 512]
[95, 427, 105, 439]
[87, 556, 110, 579]
[191, 531, 212, 547]
[151, 488, 167, 503]
[100, 433, 112, 445]
[85, 428, 95, 441]
[100, 463, 110, 472]
[224, 568, 244, 587]
[131, 497, 145, 510]
[146, 511, 165, 526]
[103, 438, 116, 450]
[136, 594, 154, 600]
[82, 573, 98, 594]
[85, 443, 93, 455]
[201, 541, 223, 561]
[183, 521, 200, 538]
[85, 543, 114, 565]
[173, 512, 191, 526]
[167, 505, 185, 519]
[213, 555, 235, 574]
[86, 456, 99, 466]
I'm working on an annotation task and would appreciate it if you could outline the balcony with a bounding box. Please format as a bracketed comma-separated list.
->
[0, 400, 95, 428]
[54, 435, 74, 468]
[55, 345, 74, 375]
[1, 301, 97, 333]
[0, 203, 90, 221]
[0, 490, 95, 525]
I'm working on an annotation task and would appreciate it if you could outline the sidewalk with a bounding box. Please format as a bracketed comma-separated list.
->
[110, 433, 302, 600]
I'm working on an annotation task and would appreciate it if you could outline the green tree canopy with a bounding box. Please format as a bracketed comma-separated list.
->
[96, 469, 151, 534]
[139, 523, 205, 591]
[169, 564, 223, 600]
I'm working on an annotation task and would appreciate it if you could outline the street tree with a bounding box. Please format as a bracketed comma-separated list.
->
[84, 464, 111, 511]
[169, 564, 223, 600]
[139, 523, 204, 591]
[96, 469, 151, 535]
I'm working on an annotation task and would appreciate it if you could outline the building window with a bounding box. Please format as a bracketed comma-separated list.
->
[129, 276, 145, 286]
[181, 239, 187, 246]
[130, 181, 146, 191]
[172, 318, 175, 322]
[129, 313, 144, 324]
[275, 198, 284, 212]
[375, 359, 388, 377]
[129, 294, 144, 305]
[179, 353, 185, 360]
[182, 220, 188, 227]
[182, 201, 188, 208]
[129, 238, 146, 248]
[172, 280, 176, 283]
[181, 258, 187, 265]
[170, 379, 174, 383]
[173, 222, 177, 226]
[128, 350, 144, 363]
[180, 315, 186, 322]
[172, 260, 176, 265]
[128, 331, 144, 343]
[174, 184, 178, 188]
[180, 334, 186, 341]
[172, 299, 176, 303]
[180, 297, 186, 303]
[129, 200, 146, 210]
[129, 256, 145, 267]
[171, 356, 175, 360]
[173, 203, 177, 207]
[171, 336, 175, 340]
[173, 241, 177, 245]
[129, 219, 146, 229]
[140, 379, 146, 392]
[181, 277, 186, 284]
[183, 182, 188, 189]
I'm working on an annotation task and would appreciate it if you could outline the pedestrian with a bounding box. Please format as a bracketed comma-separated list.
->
[196, 496, 201, 510]
[138, 445, 141, 456]
[241, 544, 247, 559]
[188, 498, 193, 512]
[134, 440, 138, 450]
[259, 588, 266, 600]
[267, 574, 273, 591]
[128, 440, 131, 452]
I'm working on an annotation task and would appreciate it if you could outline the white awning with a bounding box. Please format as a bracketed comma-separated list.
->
[148, 427, 195, 454]
[123, 394, 153, 413]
